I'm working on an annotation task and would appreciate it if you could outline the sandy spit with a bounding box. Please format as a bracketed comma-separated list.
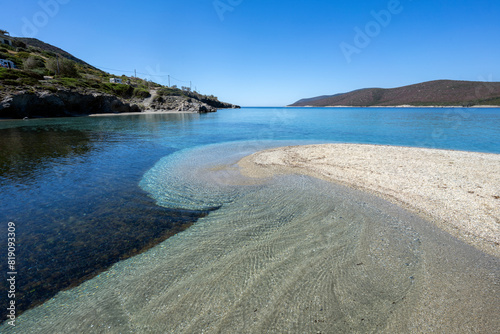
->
[239, 144, 500, 257]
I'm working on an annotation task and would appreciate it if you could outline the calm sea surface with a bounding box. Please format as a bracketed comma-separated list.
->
[1, 107, 499, 332]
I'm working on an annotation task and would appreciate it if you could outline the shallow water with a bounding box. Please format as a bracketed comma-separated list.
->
[3, 141, 499, 333]
[1, 108, 499, 331]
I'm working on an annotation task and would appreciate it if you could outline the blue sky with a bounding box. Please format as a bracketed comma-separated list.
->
[4, 0, 500, 106]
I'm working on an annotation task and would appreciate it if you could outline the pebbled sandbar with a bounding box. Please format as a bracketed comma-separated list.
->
[239, 144, 500, 257]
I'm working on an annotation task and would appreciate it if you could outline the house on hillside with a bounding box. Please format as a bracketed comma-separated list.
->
[0, 59, 15, 69]
[110, 78, 123, 84]
[0, 30, 13, 46]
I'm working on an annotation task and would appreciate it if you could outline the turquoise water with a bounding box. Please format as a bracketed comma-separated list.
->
[1, 107, 499, 330]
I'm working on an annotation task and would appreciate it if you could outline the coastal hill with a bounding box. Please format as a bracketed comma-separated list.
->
[0, 35, 239, 119]
[290, 80, 500, 107]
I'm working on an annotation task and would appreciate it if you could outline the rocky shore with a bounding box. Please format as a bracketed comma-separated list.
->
[0, 87, 239, 119]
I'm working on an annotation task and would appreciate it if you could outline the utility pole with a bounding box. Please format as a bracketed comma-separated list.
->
[56, 54, 60, 75]
[168, 75, 170, 87]
[134, 69, 136, 78]
[190, 81, 192, 91]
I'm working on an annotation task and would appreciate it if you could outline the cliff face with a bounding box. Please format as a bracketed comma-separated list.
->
[0, 90, 140, 118]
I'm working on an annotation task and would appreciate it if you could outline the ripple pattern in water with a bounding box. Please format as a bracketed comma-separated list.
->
[4, 141, 498, 333]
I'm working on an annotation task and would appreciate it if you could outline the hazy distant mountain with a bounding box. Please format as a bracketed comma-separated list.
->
[290, 80, 500, 107]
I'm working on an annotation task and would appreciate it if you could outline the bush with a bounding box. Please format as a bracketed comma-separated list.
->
[1, 79, 19, 86]
[29, 68, 49, 77]
[0, 68, 42, 80]
[19, 77, 40, 86]
[23, 56, 45, 70]
[0, 68, 20, 80]
[103, 83, 134, 98]
[0, 44, 15, 51]
[54, 77, 90, 89]
[157, 87, 184, 97]
[16, 51, 31, 59]
[44, 86, 58, 93]
[12, 40, 27, 49]
[46, 58, 79, 78]
[133, 88, 151, 99]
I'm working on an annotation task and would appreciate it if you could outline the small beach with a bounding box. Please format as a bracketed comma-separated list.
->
[239, 144, 500, 257]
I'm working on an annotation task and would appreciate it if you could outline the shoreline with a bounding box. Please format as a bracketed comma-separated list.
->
[88, 109, 208, 117]
[0, 109, 216, 121]
[238, 144, 500, 257]
[285, 105, 500, 108]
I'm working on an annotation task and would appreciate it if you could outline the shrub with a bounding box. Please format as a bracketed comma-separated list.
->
[19, 77, 40, 86]
[16, 51, 31, 59]
[54, 77, 91, 89]
[1, 79, 19, 86]
[44, 86, 58, 93]
[0, 68, 43, 80]
[29, 68, 49, 77]
[46, 58, 79, 78]
[41, 50, 56, 58]
[0, 68, 20, 80]
[103, 83, 134, 98]
[157, 87, 184, 97]
[0, 44, 15, 51]
[23, 56, 45, 70]
[133, 88, 151, 99]
[12, 40, 27, 49]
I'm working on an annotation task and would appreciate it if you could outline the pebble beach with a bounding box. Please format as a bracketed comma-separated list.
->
[239, 144, 500, 257]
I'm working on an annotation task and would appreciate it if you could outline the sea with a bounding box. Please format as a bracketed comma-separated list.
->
[0, 107, 499, 333]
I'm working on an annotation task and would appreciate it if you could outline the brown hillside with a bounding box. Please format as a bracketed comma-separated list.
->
[291, 80, 500, 107]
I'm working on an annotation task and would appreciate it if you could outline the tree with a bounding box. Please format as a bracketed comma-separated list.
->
[46, 57, 78, 78]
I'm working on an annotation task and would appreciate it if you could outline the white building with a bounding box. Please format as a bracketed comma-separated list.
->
[0, 59, 15, 69]
[0, 30, 13, 46]
[110, 78, 123, 84]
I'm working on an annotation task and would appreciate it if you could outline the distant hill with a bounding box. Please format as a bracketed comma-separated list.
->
[290, 80, 500, 107]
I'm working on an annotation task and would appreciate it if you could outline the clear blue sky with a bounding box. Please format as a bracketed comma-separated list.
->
[4, 0, 500, 106]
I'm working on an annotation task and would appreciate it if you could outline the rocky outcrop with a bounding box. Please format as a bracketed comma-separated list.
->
[0, 89, 140, 119]
[141, 90, 240, 113]
[0, 87, 240, 119]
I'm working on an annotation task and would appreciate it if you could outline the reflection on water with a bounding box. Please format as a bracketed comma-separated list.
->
[0, 116, 215, 321]
[0, 126, 92, 180]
